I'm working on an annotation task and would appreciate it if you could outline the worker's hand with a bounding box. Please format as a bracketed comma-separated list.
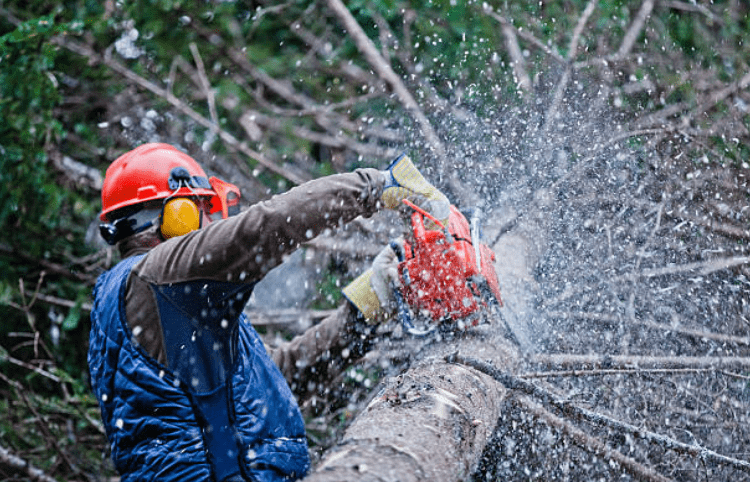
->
[369, 240, 402, 312]
[342, 241, 404, 323]
[381, 154, 450, 228]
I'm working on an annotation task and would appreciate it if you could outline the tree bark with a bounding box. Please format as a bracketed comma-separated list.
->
[303, 335, 519, 482]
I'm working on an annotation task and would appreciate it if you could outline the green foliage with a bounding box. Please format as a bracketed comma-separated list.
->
[0, 375, 116, 480]
[0, 14, 67, 242]
[1, 15, 87, 313]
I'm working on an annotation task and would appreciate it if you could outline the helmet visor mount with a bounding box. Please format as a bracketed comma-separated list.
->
[167, 166, 213, 192]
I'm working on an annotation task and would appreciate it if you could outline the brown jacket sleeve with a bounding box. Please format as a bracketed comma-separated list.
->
[270, 302, 379, 394]
[133, 168, 384, 285]
[123, 169, 385, 363]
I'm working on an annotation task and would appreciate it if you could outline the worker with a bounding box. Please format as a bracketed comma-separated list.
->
[88, 142, 448, 482]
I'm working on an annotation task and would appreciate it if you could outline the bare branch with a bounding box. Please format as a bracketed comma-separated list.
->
[54, 37, 307, 185]
[662, 1, 724, 24]
[542, 1, 596, 132]
[547, 255, 749, 308]
[0, 7, 21, 27]
[0, 371, 81, 476]
[639, 255, 750, 278]
[502, 24, 532, 95]
[31, 292, 92, 313]
[481, 7, 532, 95]
[324, 0, 447, 163]
[454, 354, 750, 476]
[567, 0, 597, 62]
[189, 42, 219, 128]
[224, 44, 316, 111]
[221, 39, 403, 159]
[532, 353, 750, 370]
[49, 150, 103, 190]
[615, 0, 655, 59]
[0, 444, 58, 482]
[483, 6, 566, 63]
[519, 367, 713, 379]
[693, 69, 750, 119]
[238, 109, 398, 159]
[637, 69, 750, 133]
[544, 310, 750, 346]
[0, 351, 62, 384]
[517, 396, 675, 482]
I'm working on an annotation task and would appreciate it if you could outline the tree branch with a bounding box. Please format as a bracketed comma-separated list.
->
[516, 395, 675, 482]
[453, 354, 750, 475]
[662, 1, 723, 24]
[483, 5, 566, 64]
[481, 7, 532, 95]
[531, 353, 750, 370]
[0, 444, 58, 482]
[53, 37, 307, 185]
[542, 0, 596, 132]
[0, 351, 62, 384]
[189, 42, 219, 128]
[519, 367, 713, 379]
[323, 0, 447, 164]
[544, 310, 750, 346]
[615, 0, 655, 59]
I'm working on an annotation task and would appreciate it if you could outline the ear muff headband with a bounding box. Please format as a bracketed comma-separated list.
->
[160, 198, 201, 239]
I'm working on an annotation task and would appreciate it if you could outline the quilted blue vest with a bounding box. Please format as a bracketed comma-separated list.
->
[88, 254, 310, 482]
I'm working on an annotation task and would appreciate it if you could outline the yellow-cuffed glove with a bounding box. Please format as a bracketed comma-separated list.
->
[381, 154, 450, 228]
[342, 242, 402, 323]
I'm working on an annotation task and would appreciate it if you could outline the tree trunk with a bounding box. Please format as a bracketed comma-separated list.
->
[303, 336, 519, 482]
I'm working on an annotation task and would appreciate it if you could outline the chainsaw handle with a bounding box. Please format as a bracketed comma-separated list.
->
[389, 240, 435, 337]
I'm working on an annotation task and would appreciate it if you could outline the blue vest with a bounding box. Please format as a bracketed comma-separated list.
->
[88, 255, 310, 482]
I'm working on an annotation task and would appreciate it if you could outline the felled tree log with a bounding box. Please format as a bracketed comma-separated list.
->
[303, 335, 519, 482]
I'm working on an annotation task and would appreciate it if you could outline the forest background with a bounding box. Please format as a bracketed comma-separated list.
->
[1, 0, 749, 481]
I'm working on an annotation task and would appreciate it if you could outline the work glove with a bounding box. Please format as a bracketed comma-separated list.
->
[381, 154, 450, 228]
[342, 241, 403, 323]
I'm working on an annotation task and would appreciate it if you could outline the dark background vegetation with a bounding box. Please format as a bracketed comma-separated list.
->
[0, 0, 748, 480]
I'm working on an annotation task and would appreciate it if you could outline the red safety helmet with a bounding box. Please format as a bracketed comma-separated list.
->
[100, 143, 218, 221]
[99, 143, 240, 244]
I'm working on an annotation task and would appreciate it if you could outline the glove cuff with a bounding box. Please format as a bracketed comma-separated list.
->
[342, 269, 383, 322]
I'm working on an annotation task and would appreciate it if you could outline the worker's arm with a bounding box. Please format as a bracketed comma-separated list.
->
[270, 302, 378, 387]
[123, 156, 444, 364]
[134, 168, 385, 285]
[270, 240, 403, 388]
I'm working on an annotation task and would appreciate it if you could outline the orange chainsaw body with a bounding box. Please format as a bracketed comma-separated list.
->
[398, 204, 503, 326]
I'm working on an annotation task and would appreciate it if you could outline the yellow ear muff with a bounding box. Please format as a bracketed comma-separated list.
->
[161, 198, 201, 239]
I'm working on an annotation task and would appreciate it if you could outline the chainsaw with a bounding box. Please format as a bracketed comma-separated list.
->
[391, 199, 505, 337]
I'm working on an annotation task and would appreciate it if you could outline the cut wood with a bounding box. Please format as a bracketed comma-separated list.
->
[302, 335, 519, 482]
